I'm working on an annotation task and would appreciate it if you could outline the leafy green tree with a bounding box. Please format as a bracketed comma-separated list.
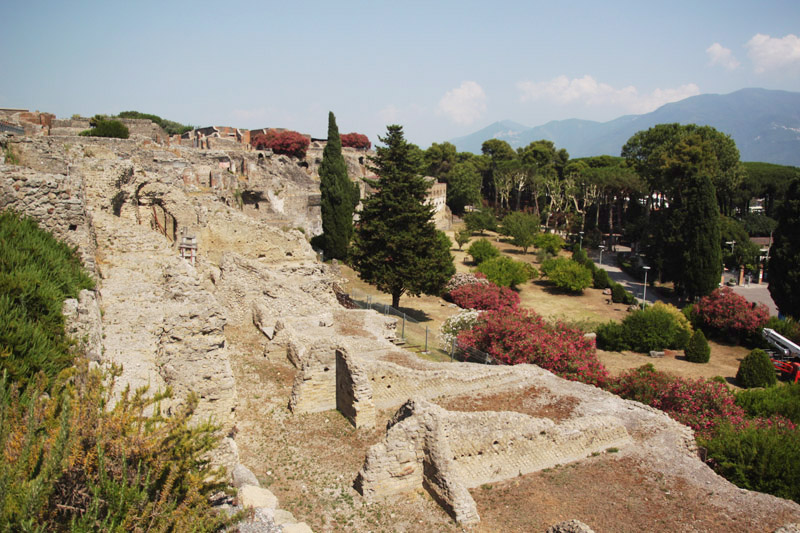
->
[463, 208, 497, 234]
[476, 256, 535, 288]
[501, 211, 539, 254]
[454, 229, 471, 250]
[768, 179, 800, 319]
[467, 238, 500, 265]
[446, 161, 482, 214]
[319, 112, 358, 260]
[351, 125, 454, 308]
[423, 142, 458, 180]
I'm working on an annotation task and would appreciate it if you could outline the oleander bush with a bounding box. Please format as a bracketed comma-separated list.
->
[443, 272, 489, 297]
[449, 281, 520, 312]
[695, 287, 770, 341]
[457, 307, 608, 387]
[251, 130, 310, 158]
[340, 132, 371, 149]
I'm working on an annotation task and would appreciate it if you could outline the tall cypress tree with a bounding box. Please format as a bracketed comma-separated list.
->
[319, 111, 357, 260]
[680, 172, 722, 300]
[768, 178, 800, 319]
[351, 125, 455, 308]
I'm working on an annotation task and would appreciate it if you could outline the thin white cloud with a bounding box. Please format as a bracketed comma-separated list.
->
[746, 33, 800, 73]
[706, 43, 740, 70]
[436, 81, 487, 125]
[517, 75, 700, 114]
[378, 104, 400, 124]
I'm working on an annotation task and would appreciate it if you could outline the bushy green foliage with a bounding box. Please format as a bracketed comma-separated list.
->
[0, 363, 236, 532]
[541, 257, 592, 293]
[736, 383, 800, 423]
[501, 212, 539, 253]
[571, 247, 588, 264]
[467, 238, 500, 265]
[764, 316, 800, 344]
[117, 111, 193, 135]
[79, 117, 129, 139]
[463, 208, 497, 234]
[685, 329, 711, 363]
[533, 233, 564, 255]
[0, 212, 94, 389]
[476, 256, 536, 288]
[610, 282, 635, 304]
[454, 229, 472, 250]
[592, 268, 611, 289]
[596, 303, 691, 353]
[700, 422, 800, 503]
[736, 349, 778, 388]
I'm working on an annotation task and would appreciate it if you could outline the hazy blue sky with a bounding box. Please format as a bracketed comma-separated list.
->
[2, 0, 799, 147]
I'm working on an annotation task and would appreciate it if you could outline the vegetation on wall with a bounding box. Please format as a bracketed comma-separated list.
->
[79, 116, 129, 139]
[117, 110, 194, 135]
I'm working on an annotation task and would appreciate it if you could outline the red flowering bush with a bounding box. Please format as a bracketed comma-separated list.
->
[450, 281, 519, 312]
[694, 287, 769, 340]
[610, 364, 745, 437]
[341, 132, 371, 150]
[251, 130, 310, 158]
[457, 307, 608, 387]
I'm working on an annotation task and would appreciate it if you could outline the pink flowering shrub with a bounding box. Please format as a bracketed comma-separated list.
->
[341, 132, 371, 150]
[450, 281, 520, 312]
[610, 364, 745, 438]
[444, 272, 489, 296]
[456, 307, 608, 387]
[694, 287, 769, 340]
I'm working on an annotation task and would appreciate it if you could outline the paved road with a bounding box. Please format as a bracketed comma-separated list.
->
[591, 249, 779, 315]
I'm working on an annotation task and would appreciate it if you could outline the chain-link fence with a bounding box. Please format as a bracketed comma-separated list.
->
[348, 288, 436, 354]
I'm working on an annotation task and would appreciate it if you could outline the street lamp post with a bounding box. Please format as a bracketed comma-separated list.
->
[642, 266, 650, 305]
[599, 245, 605, 265]
[579, 231, 584, 250]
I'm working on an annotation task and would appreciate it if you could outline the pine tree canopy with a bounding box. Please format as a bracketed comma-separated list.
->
[351, 125, 455, 308]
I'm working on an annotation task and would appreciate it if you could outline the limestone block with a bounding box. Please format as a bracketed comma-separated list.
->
[282, 523, 314, 533]
[231, 463, 260, 488]
[547, 519, 596, 533]
[238, 485, 278, 509]
[273, 509, 297, 525]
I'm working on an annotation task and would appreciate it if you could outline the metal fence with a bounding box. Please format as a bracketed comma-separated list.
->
[348, 287, 499, 364]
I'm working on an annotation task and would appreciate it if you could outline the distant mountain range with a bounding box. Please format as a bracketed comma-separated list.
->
[449, 88, 800, 166]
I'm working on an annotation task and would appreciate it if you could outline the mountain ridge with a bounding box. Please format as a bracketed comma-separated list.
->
[450, 88, 800, 166]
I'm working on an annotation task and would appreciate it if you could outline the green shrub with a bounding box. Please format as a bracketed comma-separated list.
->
[595, 321, 628, 351]
[572, 247, 588, 264]
[700, 422, 800, 503]
[534, 233, 564, 255]
[467, 238, 500, 265]
[540, 257, 592, 294]
[736, 383, 800, 423]
[621, 305, 690, 352]
[0, 363, 237, 531]
[736, 349, 778, 388]
[685, 329, 711, 363]
[477, 256, 536, 288]
[610, 283, 634, 304]
[592, 268, 611, 289]
[79, 117, 130, 139]
[598, 304, 692, 353]
[0, 212, 95, 389]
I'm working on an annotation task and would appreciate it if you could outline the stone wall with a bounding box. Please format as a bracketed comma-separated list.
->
[0, 141, 97, 271]
[356, 399, 631, 525]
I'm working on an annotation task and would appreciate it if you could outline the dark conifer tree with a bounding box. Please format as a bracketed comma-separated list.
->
[680, 173, 722, 300]
[768, 178, 800, 319]
[319, 111, 358, 260]
[351, 125, 455, 308]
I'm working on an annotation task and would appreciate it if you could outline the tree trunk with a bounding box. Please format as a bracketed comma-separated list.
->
[392, 290, 402, 309]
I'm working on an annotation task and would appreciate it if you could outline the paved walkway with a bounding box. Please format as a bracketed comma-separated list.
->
[591, 249, 779, 315]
